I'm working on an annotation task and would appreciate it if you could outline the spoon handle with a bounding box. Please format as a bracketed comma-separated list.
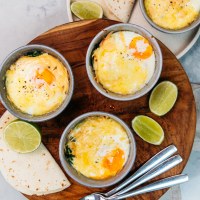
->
[105, 145, 177, 196]
[114, 174, 188, 199]
[113, 155, 182, 196]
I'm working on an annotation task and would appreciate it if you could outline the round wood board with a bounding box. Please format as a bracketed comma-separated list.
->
[9, 19, 195, 200]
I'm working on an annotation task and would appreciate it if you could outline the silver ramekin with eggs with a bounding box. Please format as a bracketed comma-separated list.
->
[86, 23, 163, 101]
[0, 44, 74, 122]
[140, 0, 200, 34]
[59, 111, 136, 188]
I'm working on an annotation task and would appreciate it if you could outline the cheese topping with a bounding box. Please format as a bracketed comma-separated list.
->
[144, 0, 200, 30]
[93, 31, 155, 95]
[6, 53, 69, 115]
[66, 116, 130, 180]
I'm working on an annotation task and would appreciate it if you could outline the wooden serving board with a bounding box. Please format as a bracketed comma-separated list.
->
[5, 19, 195, 199]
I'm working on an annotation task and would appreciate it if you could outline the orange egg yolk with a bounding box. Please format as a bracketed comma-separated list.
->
[102, 148, 125, 174]
[129, 36, 153, 59]
[36, 69, 55, 85]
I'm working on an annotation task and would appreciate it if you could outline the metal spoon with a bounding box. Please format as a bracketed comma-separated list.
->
[109, 174, 188, 200]
[106, 145, 177, 196]
[110, 155, 182, 197]
[81, 174, 188, 200]
[80, 145, 178, 200]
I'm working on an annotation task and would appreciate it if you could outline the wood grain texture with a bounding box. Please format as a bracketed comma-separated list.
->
[17, 19, 195, 199]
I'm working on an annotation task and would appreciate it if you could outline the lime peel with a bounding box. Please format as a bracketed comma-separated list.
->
[71, 1, 103, 20]
[132, 115, 164, 145]
[149, 81, 178, 116]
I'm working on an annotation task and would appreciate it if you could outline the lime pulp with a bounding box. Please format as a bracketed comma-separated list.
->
[3, 120, 41, 153]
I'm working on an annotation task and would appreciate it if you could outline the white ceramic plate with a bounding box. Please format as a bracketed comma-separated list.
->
[66, 0, 200, 59]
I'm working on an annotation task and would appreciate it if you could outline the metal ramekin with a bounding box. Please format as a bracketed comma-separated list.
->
[0, 44, 74, 122]
[140, 0, 200, 34]
[59, 111, 136, 188]
[86, 23, 163, 101]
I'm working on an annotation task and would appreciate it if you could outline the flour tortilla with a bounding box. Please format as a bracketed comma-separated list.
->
[0, 111, 70, 196]
[92, 0, 135, 22]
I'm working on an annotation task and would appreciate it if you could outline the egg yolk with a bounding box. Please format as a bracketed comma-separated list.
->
[129, 36, 153, 59]
[36, 69, 55, 84]
[102, 148, 125, 174]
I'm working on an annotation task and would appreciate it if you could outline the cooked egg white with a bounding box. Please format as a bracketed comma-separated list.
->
[67, 116, 130, 180]
[6, 53, 69, 115]
[145, 0, 200, 30]
[93, 31, 155, 95]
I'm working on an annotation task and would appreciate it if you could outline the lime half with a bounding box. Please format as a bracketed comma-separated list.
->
[71, 1, 103, 20]
[149, 81, 178, 116]
[3, 120, 41, 153]
[132, 115, 164, 145]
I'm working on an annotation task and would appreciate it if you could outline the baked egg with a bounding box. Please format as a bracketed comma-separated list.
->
[65, 116, 130, 180]
[5, 53, 69, 115]
[93, 31, 155, 95]
[144, 0, 200, 30]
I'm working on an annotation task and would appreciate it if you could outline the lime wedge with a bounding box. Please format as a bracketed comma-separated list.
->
[71, 1, 103, 20]
[3, 120, 41, 153]
[149, 81, 178, 116]
[132, 115, 164, 145]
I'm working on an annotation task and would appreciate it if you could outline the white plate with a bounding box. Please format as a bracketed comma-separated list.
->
[66, 0, 200, 59]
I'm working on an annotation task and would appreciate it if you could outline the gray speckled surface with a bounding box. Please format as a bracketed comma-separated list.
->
[0, 1, 199, 199]
[180, 37, 200, 83]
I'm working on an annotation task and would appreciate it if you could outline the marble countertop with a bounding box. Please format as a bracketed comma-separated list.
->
[0, 0, 199, 199]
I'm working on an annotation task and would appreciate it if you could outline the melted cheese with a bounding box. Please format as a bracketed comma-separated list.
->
[6, 53, 69, 115]
[67, 116, 130, 180]
[145, 0, 200, 30]
[93, 31, 155, 95]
